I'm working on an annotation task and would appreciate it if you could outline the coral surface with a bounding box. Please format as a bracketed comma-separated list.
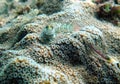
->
[0, 0, 120, 84]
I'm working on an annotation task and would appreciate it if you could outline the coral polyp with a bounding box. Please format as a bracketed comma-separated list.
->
[0, 0, 120, 84]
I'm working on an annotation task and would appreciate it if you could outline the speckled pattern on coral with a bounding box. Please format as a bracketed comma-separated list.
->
[0, 0, 120, 84]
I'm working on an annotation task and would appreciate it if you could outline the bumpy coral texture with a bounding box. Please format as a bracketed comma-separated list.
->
[0, 56, 69, 84]
[0, 0, 120, 84]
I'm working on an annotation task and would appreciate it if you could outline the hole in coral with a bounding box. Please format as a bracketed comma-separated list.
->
[19, 0, 28, 3]
[17, 31, 28, 42]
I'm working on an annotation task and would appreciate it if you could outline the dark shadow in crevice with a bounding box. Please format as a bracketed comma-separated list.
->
[16, 30, 28, 42]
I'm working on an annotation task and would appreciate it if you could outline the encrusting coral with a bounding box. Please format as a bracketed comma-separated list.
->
[0, 56, 70, 84]
[0, 0, 120, 84]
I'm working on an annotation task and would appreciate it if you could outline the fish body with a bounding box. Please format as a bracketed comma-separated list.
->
[40, 25, 55, 44]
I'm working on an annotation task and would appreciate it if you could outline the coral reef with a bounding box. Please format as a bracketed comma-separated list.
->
[0, 0, 120, 84]
[0, 56, 69, 84]
[95, 0, 120, 26]
[3, 0, 64, 15]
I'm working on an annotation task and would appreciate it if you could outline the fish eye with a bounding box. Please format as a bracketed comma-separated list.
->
[49, 25, 53, 29]
[46, 25, 53, 30]
[46, 25, 49, 29]
[106, 56, 110, 60]
[50, 25, 53, 29]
